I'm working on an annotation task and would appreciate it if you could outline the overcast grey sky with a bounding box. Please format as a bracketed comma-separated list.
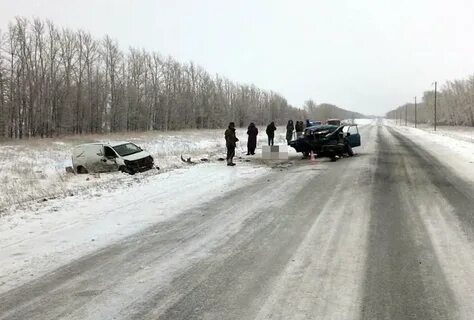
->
[1, 0, 474, 115]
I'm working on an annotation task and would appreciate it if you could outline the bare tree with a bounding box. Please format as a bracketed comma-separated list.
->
[0, 28, 5, 138]
[387, 76, 474, 127]
[1, 17, 360, 139]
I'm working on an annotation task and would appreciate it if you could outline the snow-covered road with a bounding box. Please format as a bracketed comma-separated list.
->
[1, 121, 474, 319]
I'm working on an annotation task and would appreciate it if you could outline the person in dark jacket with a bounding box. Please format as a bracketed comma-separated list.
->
[286, 120, 294, 145]
[266, 122, 277, 146]
[247, 122, 258, 155]
[225, 122, 239, 166]
[295, 121, 304, 137]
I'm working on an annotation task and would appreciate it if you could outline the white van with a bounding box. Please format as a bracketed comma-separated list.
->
[72, 141, 155, 174]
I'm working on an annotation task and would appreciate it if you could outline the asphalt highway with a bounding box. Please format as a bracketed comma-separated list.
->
[1, 123, 473, 320]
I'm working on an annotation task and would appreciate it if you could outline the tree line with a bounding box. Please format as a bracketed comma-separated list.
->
[0, 17, 363, 139]
[303, 100, 367, 122]
[386, 76, 474, 126]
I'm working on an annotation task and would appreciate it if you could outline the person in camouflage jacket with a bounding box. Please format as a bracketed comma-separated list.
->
[225, 122, 239, 166]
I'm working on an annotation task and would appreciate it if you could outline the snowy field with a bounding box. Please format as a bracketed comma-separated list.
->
[0, 163, 273, 293]
[1, 118, 472, 297]
[0, 125, 294, 293]
[388, 120, 474, 143]
[1, 117, 469, 216]
[0, 126, 289, 213]
[0, 120, 373, 293]
[0, 119, 375, 213]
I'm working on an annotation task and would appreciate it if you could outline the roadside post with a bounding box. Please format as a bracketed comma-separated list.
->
[405, 104, 407, 126]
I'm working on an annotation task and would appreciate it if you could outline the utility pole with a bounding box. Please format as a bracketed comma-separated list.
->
[414, 96, 417, 128]
[434, 81, 437, 131]
[405, 104, 407, 126]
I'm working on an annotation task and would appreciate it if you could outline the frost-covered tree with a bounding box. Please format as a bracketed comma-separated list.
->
[0, 17, 360, 139]
[387, 76, 474, 126]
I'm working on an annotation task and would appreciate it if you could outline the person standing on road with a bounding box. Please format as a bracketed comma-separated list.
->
[247, 122, 258, 155]
[295, 121, 304, 138]
[225, 122, 239, 166]
[266, 122, 277, 146]
[286, 120, 294, 145]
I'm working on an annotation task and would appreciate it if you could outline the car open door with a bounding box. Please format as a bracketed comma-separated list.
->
[346, 125, 361, 147]
[100, 146, 119, 172]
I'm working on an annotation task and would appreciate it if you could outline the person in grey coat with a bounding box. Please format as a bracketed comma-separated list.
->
[286, 120, 294, 145]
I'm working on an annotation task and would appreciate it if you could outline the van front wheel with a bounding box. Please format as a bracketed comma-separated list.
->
[77, 166, 88, 174]
[119, 166, 135, 175]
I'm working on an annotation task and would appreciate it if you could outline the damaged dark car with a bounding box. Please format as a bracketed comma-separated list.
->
[289, 124, 361, 161]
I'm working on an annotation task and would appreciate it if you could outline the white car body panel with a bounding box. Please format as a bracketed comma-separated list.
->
[72, 142, 153, 174]
[121, 150, 151, 162]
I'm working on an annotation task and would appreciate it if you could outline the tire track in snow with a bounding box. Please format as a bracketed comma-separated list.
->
[118, 125, 378, 319]
[254, 124, 378, 320]
[360, 126, 458, 319]
[0, 166, 316, 320]
[389, 127, 474, 319]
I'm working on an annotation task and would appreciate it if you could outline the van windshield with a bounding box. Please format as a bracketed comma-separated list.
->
[113, 143, 142, 157]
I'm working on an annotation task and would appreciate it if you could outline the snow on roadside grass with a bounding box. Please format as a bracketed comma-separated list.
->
[431, 125, 474, 143]
[385, 119, 474, 184]
[0, 162, 271, 294]
[0, 127, 288, 213]
[388, 121, 474, 144]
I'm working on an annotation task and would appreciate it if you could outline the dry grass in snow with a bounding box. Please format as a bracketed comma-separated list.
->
[0, 127, 288, 213]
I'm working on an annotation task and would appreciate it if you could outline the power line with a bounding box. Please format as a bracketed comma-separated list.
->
[414, 96, 417, 128]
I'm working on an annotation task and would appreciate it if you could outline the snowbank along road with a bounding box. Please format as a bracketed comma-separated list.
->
[1, 120, 474, 319]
